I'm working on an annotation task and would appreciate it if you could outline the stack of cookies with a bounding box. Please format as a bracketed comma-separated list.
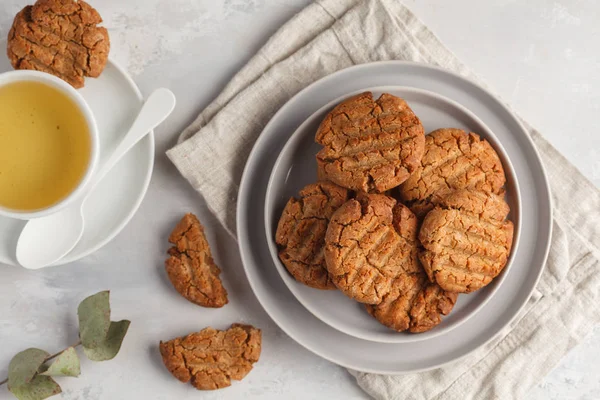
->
[275, 92, 514, 334]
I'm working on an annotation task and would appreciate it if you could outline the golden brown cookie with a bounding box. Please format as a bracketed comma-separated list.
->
[275, 182, 351, 289]
[315, 92, 425, 193]
[398, 128, 506, 217]
[166, 213, 228, 308]
[7, 0, 110, 88]
[367, 275, 457, 333]
[159, 324, 261, 390]
[419, 190, 514, 293]
[324, 194, 422, 304]
[363, 204, 458, 333]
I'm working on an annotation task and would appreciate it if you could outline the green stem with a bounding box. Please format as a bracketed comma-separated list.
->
[0, 341, 82, 387]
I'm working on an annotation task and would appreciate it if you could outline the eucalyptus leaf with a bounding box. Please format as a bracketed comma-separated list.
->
[8, 348, 49, 389]
[40, 347, 80, 378]
[8, 375, 61, 400]
[83, 320, 130, 361]
[78, 291, 111, 349]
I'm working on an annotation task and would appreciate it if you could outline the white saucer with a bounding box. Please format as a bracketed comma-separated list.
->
[0, 58, 154, 267]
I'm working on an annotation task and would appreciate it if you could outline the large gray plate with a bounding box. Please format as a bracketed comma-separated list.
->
[237, 61, 552, 373]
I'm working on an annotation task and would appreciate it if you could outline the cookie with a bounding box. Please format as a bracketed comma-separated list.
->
[315, 92, 425, 193]
[275, 182, 350, 289]
[360, 203, 458, 333]
[159, 324, 261, 390]
[398, 128, 506, 217]
[419, 190, 514, 293]
[324, 194, 422, 304]
[166, 213, 228, 308]
[7, 0, 110, 88]
[366, 275, 458, 333]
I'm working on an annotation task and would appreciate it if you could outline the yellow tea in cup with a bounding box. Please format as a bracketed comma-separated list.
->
[0, 81, 91, 211]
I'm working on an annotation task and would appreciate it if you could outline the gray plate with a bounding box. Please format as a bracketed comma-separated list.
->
[237, 61, 552, 373]
[264, 86, 522, 343]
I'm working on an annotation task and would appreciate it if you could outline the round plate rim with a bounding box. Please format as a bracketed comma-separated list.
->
[264, 85, 523, 343]
[237, 60, 553, 374]
[0, 58, 155, 266]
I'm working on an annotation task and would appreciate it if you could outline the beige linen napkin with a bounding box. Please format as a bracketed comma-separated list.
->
[167, 0, 600, 398]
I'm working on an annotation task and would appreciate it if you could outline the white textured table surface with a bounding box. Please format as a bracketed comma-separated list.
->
[1, 1, 599, 399]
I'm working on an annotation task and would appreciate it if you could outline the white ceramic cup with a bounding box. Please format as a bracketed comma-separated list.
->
[0, 70, 99, 220]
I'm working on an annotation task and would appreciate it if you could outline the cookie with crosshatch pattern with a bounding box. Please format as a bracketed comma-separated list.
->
[275, 181, 351, 289]
[315, 92, 425, 193]
[398, 128, 506, 218]
[324, 194, 417, 304]
[419, 189, 514, 293]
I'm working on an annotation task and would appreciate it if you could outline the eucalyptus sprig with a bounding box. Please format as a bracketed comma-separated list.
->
[0, 291, 130, 400]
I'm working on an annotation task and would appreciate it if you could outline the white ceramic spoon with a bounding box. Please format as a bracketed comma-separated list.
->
[16, 88, 176, 269]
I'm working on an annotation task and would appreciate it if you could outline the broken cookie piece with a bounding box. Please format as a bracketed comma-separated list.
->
[166, 213, 228, 308]
[159, 324, 261, 390]
[7, 0, 110, 88]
